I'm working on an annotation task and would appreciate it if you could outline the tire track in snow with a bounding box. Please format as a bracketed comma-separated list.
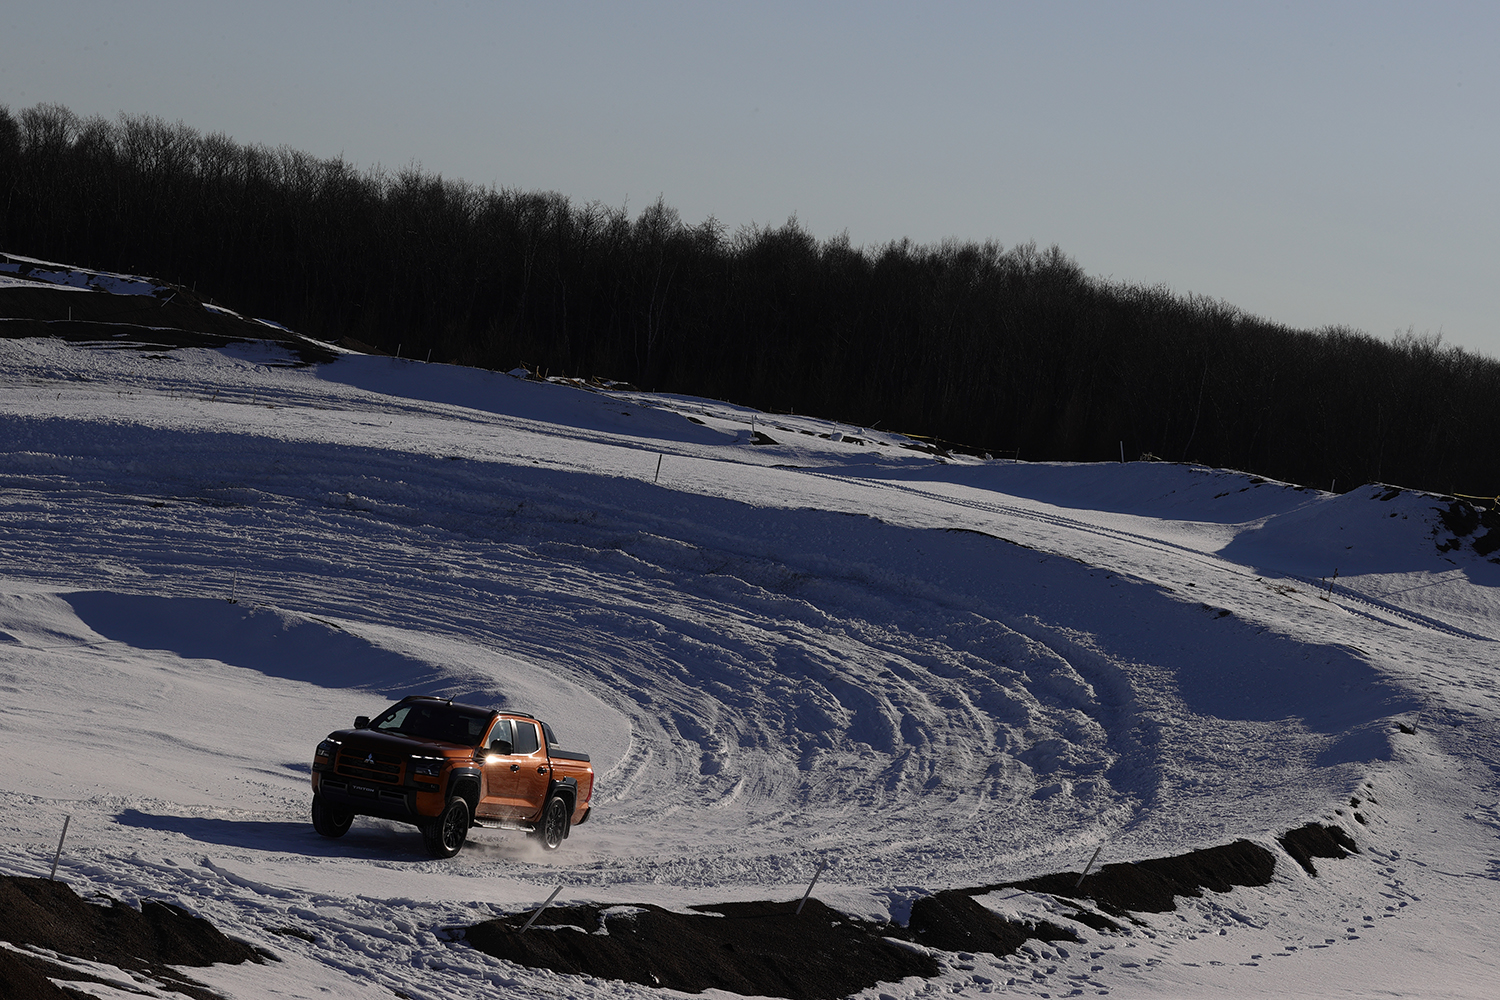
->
[0, 434, 1131, 886]
[0, 346, 1407, 891]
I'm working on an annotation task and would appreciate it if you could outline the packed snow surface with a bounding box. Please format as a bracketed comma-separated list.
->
[0, 336, 1496, 998]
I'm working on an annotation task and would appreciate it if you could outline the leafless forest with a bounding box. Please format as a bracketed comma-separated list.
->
[4, 103, 1495, 497]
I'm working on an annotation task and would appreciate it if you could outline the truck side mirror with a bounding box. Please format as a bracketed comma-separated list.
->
[354, 716, 370, 729]
[489, 738, 513, 756]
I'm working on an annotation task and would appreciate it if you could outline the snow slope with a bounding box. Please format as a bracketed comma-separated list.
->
[0, 335, 1496, 998]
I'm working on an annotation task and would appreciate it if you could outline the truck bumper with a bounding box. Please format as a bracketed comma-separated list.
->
[313, 771, 423, 824]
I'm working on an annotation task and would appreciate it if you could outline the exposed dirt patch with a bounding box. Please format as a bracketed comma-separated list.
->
[465, 835, 1310, 998]
[1, 831, 1356, 1000]
[466, 898, 940, 1000]
[905, 888, 1080, 952]
[1278, 822, 1359, 876]
[1000, 838, 1278, 916]
[0, 875, 261, 999]
[1436, 498, 1500, 560]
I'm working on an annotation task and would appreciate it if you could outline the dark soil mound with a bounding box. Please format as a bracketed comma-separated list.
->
[1436, 497, 1500, 560]
[0, 947, 79, 1000]
[467, 897, 940, 1000]
[465, 828, 1360, 998]
[1279, 822, 1359, 876]
[1002, 838, 1278, 916]
[0, 876, 261, 999]
[906, 888, 1079, 953]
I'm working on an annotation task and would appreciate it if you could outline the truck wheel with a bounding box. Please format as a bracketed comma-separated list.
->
[537, 795, 569, 851]
[422, 797, 470, 858]
[311, 795, 353, 838]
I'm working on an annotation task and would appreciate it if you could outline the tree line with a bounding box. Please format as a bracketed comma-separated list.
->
[3, 102, 1496, 499]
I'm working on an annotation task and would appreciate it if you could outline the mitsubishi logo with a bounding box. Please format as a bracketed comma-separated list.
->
[365, 754, 374, 764]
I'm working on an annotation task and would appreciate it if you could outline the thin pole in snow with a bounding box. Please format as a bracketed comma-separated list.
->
[796, 861, 828, 914]
[520, 886, 563, 933]
[50, 815, 71, 880]
[1120, 441, 1125, 463]
[654, 454, 663, 484]
[1075, 846, 1103, 888]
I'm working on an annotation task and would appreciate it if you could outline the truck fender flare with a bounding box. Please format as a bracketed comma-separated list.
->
[547, 776, 579, 838]
[447, 768, 481, 810]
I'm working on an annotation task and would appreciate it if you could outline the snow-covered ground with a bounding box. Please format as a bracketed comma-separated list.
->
[0, 334, 1496, 998]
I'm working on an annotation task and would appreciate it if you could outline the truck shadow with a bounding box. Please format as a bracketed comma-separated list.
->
[116, 809, 559, 861]
[114, 808, 425, 858]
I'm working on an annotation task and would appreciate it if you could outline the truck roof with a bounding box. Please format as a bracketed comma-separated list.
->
[396, 694, 537, 721]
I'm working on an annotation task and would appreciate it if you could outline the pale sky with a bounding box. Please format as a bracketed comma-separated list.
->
[3, 1, 1497, 358]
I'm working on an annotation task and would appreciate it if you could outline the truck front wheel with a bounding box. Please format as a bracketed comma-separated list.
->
[537, 795, 569, 850]
[311, 795, 353, 838]
[422, 797, 470, 858]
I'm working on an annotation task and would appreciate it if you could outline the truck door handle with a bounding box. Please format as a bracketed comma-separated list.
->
[510, 764, 519, 772]
[537, 766, 547, 774]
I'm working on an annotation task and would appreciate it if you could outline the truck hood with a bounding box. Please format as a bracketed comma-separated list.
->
[329, 729, 475, 757]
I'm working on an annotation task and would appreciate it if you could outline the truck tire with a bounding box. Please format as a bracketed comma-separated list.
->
[537, 795, 569, 851]
[311, 794, 353, 838]
[422, 797, 470, 858]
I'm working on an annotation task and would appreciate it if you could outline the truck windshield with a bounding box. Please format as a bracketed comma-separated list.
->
[369, 703, 491, 745]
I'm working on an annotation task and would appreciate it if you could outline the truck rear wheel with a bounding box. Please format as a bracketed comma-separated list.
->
[537, 795, 569, 850]
[422, 797, 470, 858]
[311, 794, 353, 838]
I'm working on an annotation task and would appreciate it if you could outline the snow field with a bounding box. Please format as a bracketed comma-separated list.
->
[0, 335, 1496, 997]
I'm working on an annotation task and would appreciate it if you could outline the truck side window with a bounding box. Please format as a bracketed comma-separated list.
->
[488, 718, 513, 751]
[513, 720, 540, 755]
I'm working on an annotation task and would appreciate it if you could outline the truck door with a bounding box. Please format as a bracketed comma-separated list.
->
[478, 717, 551, 820]
[508, 719, 552, 822]
[477, 718, 518, 820]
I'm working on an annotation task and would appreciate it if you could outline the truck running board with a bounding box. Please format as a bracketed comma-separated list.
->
[471, 817, 537, 832]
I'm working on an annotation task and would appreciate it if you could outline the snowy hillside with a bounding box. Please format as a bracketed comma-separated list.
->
[0, 328, 1497, 998]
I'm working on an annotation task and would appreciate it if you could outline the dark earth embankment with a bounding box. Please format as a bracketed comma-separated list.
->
[1002, 837, 1279, 917]
[461, 829, 1359, 999]
[0, 875, 261, 1000]
[1279, 821, 1361, 876]
[467, 898, 945, 1000]
[0, 824, 1358, 1000]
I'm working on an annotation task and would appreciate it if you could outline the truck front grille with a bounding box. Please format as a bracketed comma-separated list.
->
[336, 749, 404, 784]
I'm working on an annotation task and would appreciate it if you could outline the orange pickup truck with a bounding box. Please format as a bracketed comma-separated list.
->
[310, 695, 594, 857]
